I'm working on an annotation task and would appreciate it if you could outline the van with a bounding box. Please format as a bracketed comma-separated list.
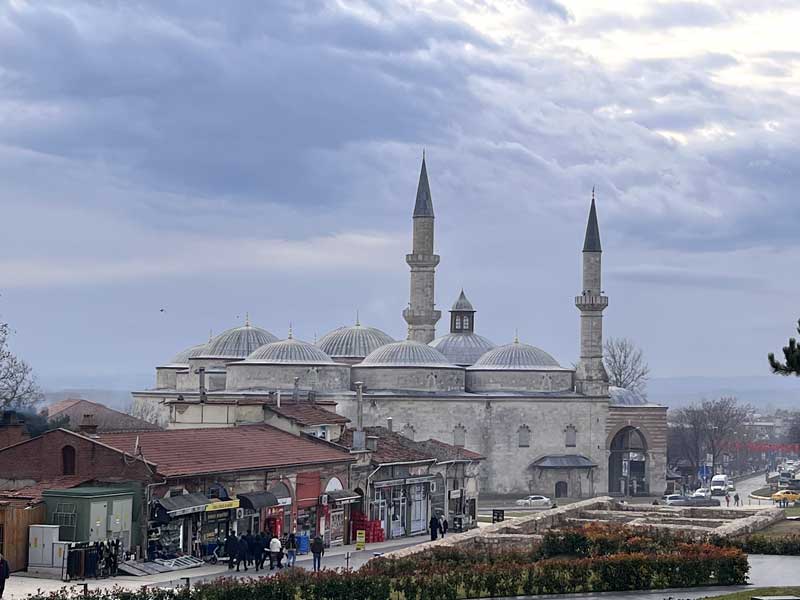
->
[710, 474, 729, 496]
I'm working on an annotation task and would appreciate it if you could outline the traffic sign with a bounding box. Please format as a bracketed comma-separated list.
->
[697, 465, 712, 479]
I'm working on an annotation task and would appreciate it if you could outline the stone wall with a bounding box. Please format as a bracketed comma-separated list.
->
[466, 370, 573, 393]
[225, 363, 351, 393]
[351, 366, 465, 392]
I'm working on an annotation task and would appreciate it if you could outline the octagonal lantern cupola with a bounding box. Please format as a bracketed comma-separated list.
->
[450, 289, 475, 333]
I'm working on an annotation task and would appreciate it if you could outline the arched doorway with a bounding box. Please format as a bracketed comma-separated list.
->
[608, 427, 648, 496]
[555, 481, 568, 498]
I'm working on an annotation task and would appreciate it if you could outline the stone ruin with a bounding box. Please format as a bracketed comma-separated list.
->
[385, 497, 785, 558]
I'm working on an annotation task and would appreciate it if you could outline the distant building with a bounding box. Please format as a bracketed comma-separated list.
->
[132, 159, 667, 498]
[46, 398, 161, 432]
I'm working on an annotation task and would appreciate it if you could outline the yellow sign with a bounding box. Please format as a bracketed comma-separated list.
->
[355, 529, 366, 551]
[206, 499, 240, 512]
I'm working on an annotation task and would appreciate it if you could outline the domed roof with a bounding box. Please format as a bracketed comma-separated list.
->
[430, 333, 495, 366]
[317, 324, 394, 359]
[204, 324, 279, 358]
[247, 337, 334, 365]
[609, 386, 648, 406]
[451, 290, 475, 311]
[166, 342, 209, 366]
[470, 339, 562, 370]
[359, 340, 456, 368]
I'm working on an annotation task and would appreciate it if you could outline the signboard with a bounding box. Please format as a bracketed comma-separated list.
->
[277, 497, 292, 506]
[492, 509, 504, 523]
[697, 465, 712, 480]
[449, 489, 462, 499]
[205, 499, 239, 512]
[355, 529, 366, 551]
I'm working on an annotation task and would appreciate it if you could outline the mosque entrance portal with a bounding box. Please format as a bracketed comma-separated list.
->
[608, 426, 648, 496]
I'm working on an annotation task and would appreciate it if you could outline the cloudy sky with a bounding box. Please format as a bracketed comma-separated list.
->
[1, 0, 799, 389]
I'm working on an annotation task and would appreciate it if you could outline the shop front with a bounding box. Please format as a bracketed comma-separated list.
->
[323, 485, 360, 546]
[296, 472, 322, 542]
[198, 499, 238, 555]
[149, 493, 211, 558]
[266, 482, 293, 537]
[237, 491, 280, 535]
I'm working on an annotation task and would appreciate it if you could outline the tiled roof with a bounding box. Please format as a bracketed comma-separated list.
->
[267, 404, 349, 426]
[339, 426, 437, 465]
[95, 425, 354, 477]
[0, 476, 90, 502]
[414, 438, 483, 461]
[47, 399, 161, 432]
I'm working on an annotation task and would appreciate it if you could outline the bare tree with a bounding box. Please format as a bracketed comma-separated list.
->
[0, 322, 43, 410]
[603, 337, 650, 396]
[671, 405, 707, 475]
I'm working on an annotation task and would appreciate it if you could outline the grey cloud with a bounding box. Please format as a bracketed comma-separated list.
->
[522, 0, 573, 22]
[608, 264, 765, 290]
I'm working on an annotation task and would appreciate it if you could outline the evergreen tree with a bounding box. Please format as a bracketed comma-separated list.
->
[769, 319, 800, 375]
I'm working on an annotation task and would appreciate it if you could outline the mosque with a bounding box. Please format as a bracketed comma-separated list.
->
[132, 159, 667, 498]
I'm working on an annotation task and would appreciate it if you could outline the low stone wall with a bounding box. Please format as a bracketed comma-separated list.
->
[714, 506, 784, 538]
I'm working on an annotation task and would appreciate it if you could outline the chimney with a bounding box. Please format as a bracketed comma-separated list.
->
[195, 367, 207, 403]
[276, 390, 281, 408]
[0, 411, 29, 449]
[79, 413, 98, 434]
[292, 377, 300, 402]
[355, 382, 364, 431]
[387, 417, 393, 433]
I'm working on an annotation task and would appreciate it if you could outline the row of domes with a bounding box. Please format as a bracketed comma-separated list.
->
[165, 322, 565, 371]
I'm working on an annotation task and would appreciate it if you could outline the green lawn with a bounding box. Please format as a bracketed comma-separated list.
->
[700, 587, 800, 600]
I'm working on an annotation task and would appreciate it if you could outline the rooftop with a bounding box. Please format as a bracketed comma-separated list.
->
[47, 398, 161, 432]
[339, 426, 437, 465]
[266, 403, 350, 426]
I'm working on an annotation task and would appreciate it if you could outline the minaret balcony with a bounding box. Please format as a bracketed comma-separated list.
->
[405, 253, 440, 267]
[574, 294, 608, 311]
[403, 308, 442, 325]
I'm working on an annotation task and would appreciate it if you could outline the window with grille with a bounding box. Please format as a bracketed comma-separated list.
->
[518, 425, 531, 447]
[565, 425, 577, 447]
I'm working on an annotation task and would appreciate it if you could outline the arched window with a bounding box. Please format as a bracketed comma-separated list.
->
[455, 316, 462, 330]
[453, 424, 466, 448]
[401, 424, 416, 441]
[518, 425, 531, 448]
[462, 316, 470, 330]
[62, 445, 76, 475]
[565, 425, 577, 448]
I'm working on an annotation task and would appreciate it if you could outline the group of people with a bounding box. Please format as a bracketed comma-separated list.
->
[222, 531, 326, 572]
[725, 492, 742, 507]
[428, 514, 449, 541]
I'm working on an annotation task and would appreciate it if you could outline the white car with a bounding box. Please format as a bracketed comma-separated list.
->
[692, 488, 711, 498]
[726, 482, 736, 492]
[515, 494, 552, 507]
[662, 494, 687, 505]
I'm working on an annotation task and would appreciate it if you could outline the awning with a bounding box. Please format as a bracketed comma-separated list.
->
[238, 491, 279, 511]
[530, 454, 597, 469]
[405, 475, 435, 485]
[373, 478, 405, 489]
[326, 489, 361, 505]
[157, 493, 211, 517]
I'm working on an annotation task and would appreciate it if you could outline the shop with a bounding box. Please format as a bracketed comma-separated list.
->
[266, 482, 293, 536]
[200, 499, 238, 554]
[295, 472, 322, 541]
[150, 493, 210, 558]
[323, 488, 360, 546]
[236, 491, 280, 535]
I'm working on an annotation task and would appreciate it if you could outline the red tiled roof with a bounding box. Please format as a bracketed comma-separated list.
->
[0, 476, 90, 502]
[95, 425, 354, 477]
[47, 398, 161, 432]
[268, 404, 349, 426]
[339, 426, 436, 465]
[417, 438, 483, 461]
[46, 398, 83, 416]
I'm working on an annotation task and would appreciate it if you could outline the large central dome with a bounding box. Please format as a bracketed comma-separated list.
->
[203, 324, 279, 358]
[471, 340, 562, 370]
[430, 333, 495, 367]
[247, 337, 334, 365]
[166, 342, 209, 366]
[359, 340, 454, 368]
[317, 324, 394, 362]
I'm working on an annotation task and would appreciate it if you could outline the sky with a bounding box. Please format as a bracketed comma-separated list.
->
[1, 0, 799, 389]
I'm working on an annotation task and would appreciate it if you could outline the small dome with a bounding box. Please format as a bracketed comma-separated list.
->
[471, 340, 561, 370]
[430, 333, 495, 366]
[609, 386, 648, 406]
[359, 340, 454, 368]
[167, 342, 208, 365]
[248, 337, 334, 365]
[204, 324, 279, 358]
[318, 324, 394, 360]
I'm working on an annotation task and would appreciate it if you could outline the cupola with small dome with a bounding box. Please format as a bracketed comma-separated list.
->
[430, 290, 496, 366]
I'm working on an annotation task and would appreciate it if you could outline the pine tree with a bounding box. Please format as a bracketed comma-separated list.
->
[769, 319, 800, 375]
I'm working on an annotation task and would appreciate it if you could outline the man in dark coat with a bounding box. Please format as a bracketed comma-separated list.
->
[224, 535, 237, 569]
[429, 515, 440, 541]
[310, 535, 325, 572]
[246, 531, 257, 567]
[254, 532, 267, 572]
[235, 535, 249, 572]
[0, 553, 10, 599]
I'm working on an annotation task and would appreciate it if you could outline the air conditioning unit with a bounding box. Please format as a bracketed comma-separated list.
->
[236, 508, 245, 519]
[319, 494, 328, 506]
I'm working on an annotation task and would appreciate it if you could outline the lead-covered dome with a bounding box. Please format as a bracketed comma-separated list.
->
[247, 337, 334, 365]
[166, 342, 209, 366]
[430, 333, 495, 367]
[359, 340, 454, 368]
[609, 386, 648, 406]
[318, 324, 394, 362]
[203, 324, 279, 358]
[471, 340, 561, 370]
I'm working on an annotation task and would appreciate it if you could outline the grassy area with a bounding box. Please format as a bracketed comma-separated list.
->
[697, 587, 800, 600]
[747, 518, 800, 538]
[752, 486, 774, 498]
[785, 506, 800, 517]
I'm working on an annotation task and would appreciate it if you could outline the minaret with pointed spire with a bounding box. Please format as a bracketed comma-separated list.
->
[403, 153, 441, 343]
[574, 189, 609, 396]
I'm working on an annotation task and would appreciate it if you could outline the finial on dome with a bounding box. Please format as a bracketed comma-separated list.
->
[245, 312, 250, 327]
[208, 329, 213, 342]
[288, 322, 293, 340]
[514, 329, 520, 344]
[355, 309, 360, 327]
[592, 185, 595, 202]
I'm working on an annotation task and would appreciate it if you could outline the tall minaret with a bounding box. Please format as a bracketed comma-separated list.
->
[574, 190, 609, 396]
[403, 155, 441, 343]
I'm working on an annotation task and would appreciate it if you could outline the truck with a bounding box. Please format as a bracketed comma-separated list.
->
[710, 474, 729, 496]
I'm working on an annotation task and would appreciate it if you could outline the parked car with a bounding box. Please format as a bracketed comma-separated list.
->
[661, 494, 689, 506]
[515, 494, 552, 507]
[771, 489, 800, 503]
[726, 481, 736, 492]
[672, 497, 721, 507]
[692, 488, 710, 498]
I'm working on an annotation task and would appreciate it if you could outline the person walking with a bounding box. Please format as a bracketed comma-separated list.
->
[440, 516, 449, 538]
[252, 532, 265, 572]
[734, 492, 740, 507]
[725, 493, 731, 507]
[429, 514, 440, 541]
[0, 553, 10, 599]
[224, 534, 237, 569]
[310, 535, 325, 572]
[269, 533, 283, 570]
[235, 535, 248, 572]
[285, 532, 297, 567]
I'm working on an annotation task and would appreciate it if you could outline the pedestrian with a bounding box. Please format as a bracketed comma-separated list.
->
[725, 493, 730, 507]
[236, 535, 248, 572]
[429, 514, 440, 541]
[440, 516, 449, 537]
[269, 533, 283, 570]
[0, 553, 9, 599]
[285, 532, 297, 567]
[734, 492, 740, 507]
[246, 531, 256, 567]
[224, 534, 237, 569]
[310, 535, 325, 572]
[252, 532, 264, 572]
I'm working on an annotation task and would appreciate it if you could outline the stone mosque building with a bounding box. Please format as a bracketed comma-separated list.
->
[132, 159, 667, 498]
